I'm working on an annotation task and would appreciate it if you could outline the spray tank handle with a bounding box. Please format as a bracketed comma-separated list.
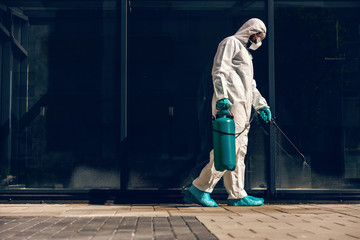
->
[215, 110, 233, 119]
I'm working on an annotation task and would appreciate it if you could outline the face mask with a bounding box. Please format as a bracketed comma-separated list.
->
[248, 37, 262, 50]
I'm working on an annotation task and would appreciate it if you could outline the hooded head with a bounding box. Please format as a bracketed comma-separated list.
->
[234, 18, 267, 46]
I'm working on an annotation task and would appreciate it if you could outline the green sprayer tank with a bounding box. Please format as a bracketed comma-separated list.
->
[212, 110, 236, 171]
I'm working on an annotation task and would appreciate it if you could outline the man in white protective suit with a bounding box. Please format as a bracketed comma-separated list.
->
[184, 18, 272, 207]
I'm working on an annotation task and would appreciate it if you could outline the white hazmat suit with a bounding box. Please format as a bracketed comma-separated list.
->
[193, 18, 269, 200]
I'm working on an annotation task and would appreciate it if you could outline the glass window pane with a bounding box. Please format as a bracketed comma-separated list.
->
[1, 6, 122, 189]
[127, 1, 268, 191]
[274, 2, 360, 190]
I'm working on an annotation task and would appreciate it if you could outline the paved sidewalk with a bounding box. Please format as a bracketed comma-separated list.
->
[0, 203, 359, 240]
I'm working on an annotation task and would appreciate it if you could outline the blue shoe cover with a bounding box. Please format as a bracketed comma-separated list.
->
[247, 195, 264, 203]
[228, 196, 264, 206]
[183, 185, 218, 207]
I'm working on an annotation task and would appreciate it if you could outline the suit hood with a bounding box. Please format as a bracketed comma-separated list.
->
[234, 18, 267, 44]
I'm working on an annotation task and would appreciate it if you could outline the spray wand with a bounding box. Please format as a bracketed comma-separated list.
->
[269, 118, 311, 168]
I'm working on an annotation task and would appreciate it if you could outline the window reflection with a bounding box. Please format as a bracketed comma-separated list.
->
[274, 4, 360, 190]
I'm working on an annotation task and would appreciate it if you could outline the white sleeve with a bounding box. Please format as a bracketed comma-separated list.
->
[211, 39, 235, 100]
[252, 79, 269, 110]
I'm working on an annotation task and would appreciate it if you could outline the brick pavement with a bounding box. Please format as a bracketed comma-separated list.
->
[0, 216, 216, 240]
[0, 204, 359, 240]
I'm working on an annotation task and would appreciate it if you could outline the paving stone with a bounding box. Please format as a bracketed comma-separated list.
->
[167, 217, 195, 240]
[1, 204, 360, 240]
[0, 216, 215, 240]
[198, 204, 360, 240]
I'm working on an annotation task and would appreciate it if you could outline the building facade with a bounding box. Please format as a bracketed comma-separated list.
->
[0, 0, 359, 201]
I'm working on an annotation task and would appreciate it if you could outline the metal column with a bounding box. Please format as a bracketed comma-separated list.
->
[267, 0, 276, 196]
[120, 0, 127, 141]
[0, 31, 12, 176]
[120, 0, 128, 190]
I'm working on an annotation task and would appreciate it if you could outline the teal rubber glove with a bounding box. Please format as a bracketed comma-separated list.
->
[258, 107, 272, 123]
[216, 98, 230, 110]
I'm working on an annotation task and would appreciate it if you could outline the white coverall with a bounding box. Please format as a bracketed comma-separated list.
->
[193, 18, 269, 199]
